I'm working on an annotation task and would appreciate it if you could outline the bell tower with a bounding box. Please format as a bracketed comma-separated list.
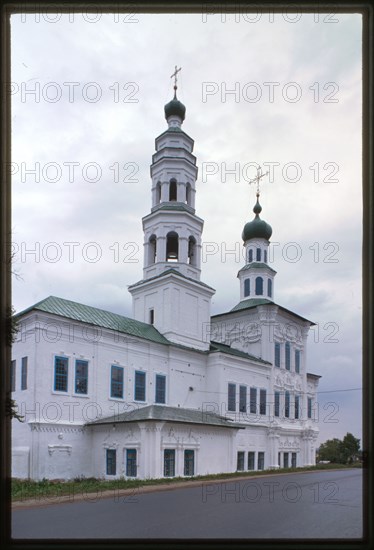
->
[128, 71, 215, 350]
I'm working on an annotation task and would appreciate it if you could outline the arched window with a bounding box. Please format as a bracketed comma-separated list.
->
[166, 231, 179, 261]
[156, 181, 161, 204]
[255, 276, 263, 296]
[149, 234, 157, 264]
[244, 278, 250, 297]
[188, 236, 197, 265]
[186, 182, 191, 205]
[264, 250, 267, 263]
[248, 249, 253, 263]
[256, 248, 261, 261]
[267, 278, 272, 298]
[169, 179, 177, 201]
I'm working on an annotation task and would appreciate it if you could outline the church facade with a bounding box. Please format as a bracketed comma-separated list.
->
[11, 88, 320, 481]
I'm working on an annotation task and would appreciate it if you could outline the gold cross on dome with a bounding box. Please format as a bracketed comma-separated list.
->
[170, 65, 182, 89]
[248, 166, 269, 195]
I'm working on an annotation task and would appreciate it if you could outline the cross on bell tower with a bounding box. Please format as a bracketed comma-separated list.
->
[170, 65, 182, 96]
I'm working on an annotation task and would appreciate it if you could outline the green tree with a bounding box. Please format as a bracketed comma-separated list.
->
[318, 438, 343, 463]
[318, 433, 361, 464]
[340, 433, 360, 464]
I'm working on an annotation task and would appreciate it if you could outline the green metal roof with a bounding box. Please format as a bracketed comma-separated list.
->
[87, 404, 246, 429]
[210, 341, 271, 365]
[128, 269, 215, 292]
[150, 202, 195, 214]
[230, 298, 273, 312]
[16, 296, 170, 345]
[238, 262, 277, 274]
[211, 298, 315, 325]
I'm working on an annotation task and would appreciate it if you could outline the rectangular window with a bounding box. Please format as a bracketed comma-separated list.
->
[11, 360, 16, 392]
[264, 250, 267, 263]
[274, 391, 280, 417]
[283, 452, 289, 468]
[285, 342, 291, 370]
[111, 365, 124, 399]
[250, 387, 257, 414]
[149, 309, 154, 324]
[54, 356, 68, 392]
[258, 452, 265, 470]
[164, 449, 175, 477]
[260, 389, 267, 415]
[134, 371, 146, 401]
[295, 349, 301, 373]
[126, 449, 137, 477]
[256, 248, 261, 261]
[228, 383, 236, 412]
[155, 374, 166, 404]
[274, 343, 280, 367]
[237, 451, 245, 471]
[307, 397, 313, 419]
[294, 394, 300, 420]
[291, 452, 297, 468]
[248, 452, 255, 470]
[278, 452, 281, 467]
[21, 357, 28, 390]
[239, 385, 247, 413]
[106, 449, 116, 476]
[244, 278, 250, 297]
[75, 360, 88, 394]
[285, 391, 290, 418]
[184, 450, 195, 476]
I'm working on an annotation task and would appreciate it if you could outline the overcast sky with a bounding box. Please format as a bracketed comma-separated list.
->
[11, 11, 362, 445]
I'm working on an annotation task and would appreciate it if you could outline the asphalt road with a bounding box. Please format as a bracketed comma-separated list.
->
[12, 469, 363, 539]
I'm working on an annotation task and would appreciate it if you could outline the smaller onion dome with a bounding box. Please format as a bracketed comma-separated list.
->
[164, 90, 186, 122]
[242, 194, 272, 242]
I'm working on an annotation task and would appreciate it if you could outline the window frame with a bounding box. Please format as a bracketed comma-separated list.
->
[106, 448, 116, 476]
[259, 388, 267, 415]
[248, 451, 255, 470]
[285, 391, 290, 418]
[164, 449, 175, 477]
[184, 449, 195, 476]
[110, 365, 124, 399]
[54, 355, 69, 393]
[250, 387, 257, 414]
[237, 451, 245, 471]
[155, 374, 166, 404]
[74, 359, 88, 395]
[239, 385, 247, 413]
[134, 370, 146, 402]
[294, 394, 300, 420]
[307, 397, 313, 419]
[244, 278, 250, 297]
[258, 452, 265, 471]
[274, 342, 281, 367]
[21, 356, 28, 390]
[255, 276, 263, 295]
[126, 449, 137, 477]
[285, 341, 291, 370]
[274, 391, 280, 417]
[228, 383, 236, 412]
[295, 349, 301, 373]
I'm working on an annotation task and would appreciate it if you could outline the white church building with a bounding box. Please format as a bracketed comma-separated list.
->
[11, 85, 320, 481]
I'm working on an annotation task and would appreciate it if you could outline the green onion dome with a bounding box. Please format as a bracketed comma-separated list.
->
[242, 194, 272, 242]
[164, 92, 186, 121]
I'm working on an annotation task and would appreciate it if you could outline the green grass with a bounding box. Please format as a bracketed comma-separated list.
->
[11, 462, 362, 502]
